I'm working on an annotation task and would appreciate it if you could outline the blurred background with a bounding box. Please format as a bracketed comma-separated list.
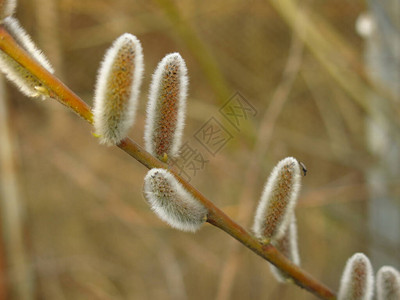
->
[0, 0, 399, 299]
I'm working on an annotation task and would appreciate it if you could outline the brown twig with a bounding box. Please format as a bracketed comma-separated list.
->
[0, 26, 336, 300]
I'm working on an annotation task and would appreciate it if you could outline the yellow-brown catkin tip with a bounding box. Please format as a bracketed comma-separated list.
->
[252, 157, 302, 241]
[376, 266, 400, 300]
[93, 33, 144, 145]
[143, 168, 207, 232]
[338, 253, 374, 300]
[144, 53, 188, 161]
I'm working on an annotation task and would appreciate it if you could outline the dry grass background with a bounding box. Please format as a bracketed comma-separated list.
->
[1, 0, 399, 299]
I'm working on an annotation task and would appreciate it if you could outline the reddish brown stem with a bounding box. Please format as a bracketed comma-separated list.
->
[0, 26, 336, 300]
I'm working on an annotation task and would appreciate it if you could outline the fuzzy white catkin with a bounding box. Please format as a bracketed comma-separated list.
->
[144, 53, 188, 160]
[269, 215, 300, 282]
[0, 0, 16, 21]
[252, 157, 302, 242]
[338, 253, 374, 300]
[143, 168, 207, 232]
[0, 17, 54, 98]
[376, 266, 400, 300]
[93, 33, 144, 145]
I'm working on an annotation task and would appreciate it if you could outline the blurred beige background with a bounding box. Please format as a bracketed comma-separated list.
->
[0, 0, 399, 299]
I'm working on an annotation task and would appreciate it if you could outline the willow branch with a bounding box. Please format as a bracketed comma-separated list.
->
[0, 26, 336, 300]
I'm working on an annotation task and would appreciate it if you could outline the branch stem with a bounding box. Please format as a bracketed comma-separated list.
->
[0, 26, 336, 300]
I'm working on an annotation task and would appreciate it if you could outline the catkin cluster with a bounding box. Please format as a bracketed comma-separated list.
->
[337, 253, 400, 300]
[91, 36, 204, 232]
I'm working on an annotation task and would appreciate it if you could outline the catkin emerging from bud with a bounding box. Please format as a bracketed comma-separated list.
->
[376, 266, 400, 300]
[0, 0, 16, 21]
[93, 33, 144, 145]
[143, 168, 207, 232]
[144, 53, 188, 161]
[252, 157, 301, 242]
[338, 253, 374, 300]
[269, 215, 300, 282]
[0, 17, 54, 98]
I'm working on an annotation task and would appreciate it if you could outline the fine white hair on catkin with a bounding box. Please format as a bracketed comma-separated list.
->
[93, 33, 144, 145]
[143, 168, 207, 232]
[0, 17, 54, 98]
[376, 266, 400, 300]
[269, 215, 300, 282]
[144, 52, 188, 160]
[0, 0, 17, 22]
[3, 17, 54, 73]
[252, 157, 302, 242]
[338, 253, 374, 300]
